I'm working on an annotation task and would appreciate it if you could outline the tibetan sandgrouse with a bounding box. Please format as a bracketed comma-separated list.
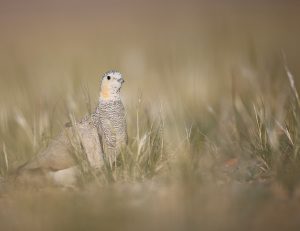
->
[16, 70, 127, 186]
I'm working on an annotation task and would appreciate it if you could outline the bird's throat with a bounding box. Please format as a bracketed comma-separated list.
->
[100, 83, 110, 100]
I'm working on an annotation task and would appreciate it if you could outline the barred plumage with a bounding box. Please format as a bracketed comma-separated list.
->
[98, 100, 128, 148]
[16, 70, 127, 186]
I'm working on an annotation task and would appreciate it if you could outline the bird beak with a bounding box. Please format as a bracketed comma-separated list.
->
[118, 79, 125, 84]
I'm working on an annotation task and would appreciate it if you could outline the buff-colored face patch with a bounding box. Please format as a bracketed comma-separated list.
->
[100, 81, 110, 99]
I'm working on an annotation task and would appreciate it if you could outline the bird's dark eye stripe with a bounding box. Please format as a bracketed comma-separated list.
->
[107, 76, 111, 80]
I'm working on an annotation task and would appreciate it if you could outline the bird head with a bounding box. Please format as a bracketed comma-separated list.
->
[100, 70, 125, 101]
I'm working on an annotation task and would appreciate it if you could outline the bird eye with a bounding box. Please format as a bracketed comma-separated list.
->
[107, 76, 111, 80]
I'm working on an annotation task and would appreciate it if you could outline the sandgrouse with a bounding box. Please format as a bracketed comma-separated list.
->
[17, 71, 127, 186]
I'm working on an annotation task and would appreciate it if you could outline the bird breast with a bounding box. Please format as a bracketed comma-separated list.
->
[98, 100, 127, 148]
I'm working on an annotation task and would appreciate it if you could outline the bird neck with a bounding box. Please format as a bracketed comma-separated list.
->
[99, 90, 121, 101]
[100, 85, 120, 101]
[99, 95, 121, 103]
[100, 81, 121, 101]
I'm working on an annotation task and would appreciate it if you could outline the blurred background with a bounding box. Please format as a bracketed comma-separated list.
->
[1, 0, 300, 230]
[1, 0, 299, 104]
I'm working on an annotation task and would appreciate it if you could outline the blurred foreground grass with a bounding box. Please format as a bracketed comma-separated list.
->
[1, 1, 300, 230]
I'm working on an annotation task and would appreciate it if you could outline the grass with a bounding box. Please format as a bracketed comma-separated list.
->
[1, 1, 300, 230]
[3, 59, 300, 230]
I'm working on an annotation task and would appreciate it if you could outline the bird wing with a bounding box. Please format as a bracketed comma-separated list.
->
[76, 122, 104, 169]
[19, 117, 104, 172]
[19, 130, 76, 171]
